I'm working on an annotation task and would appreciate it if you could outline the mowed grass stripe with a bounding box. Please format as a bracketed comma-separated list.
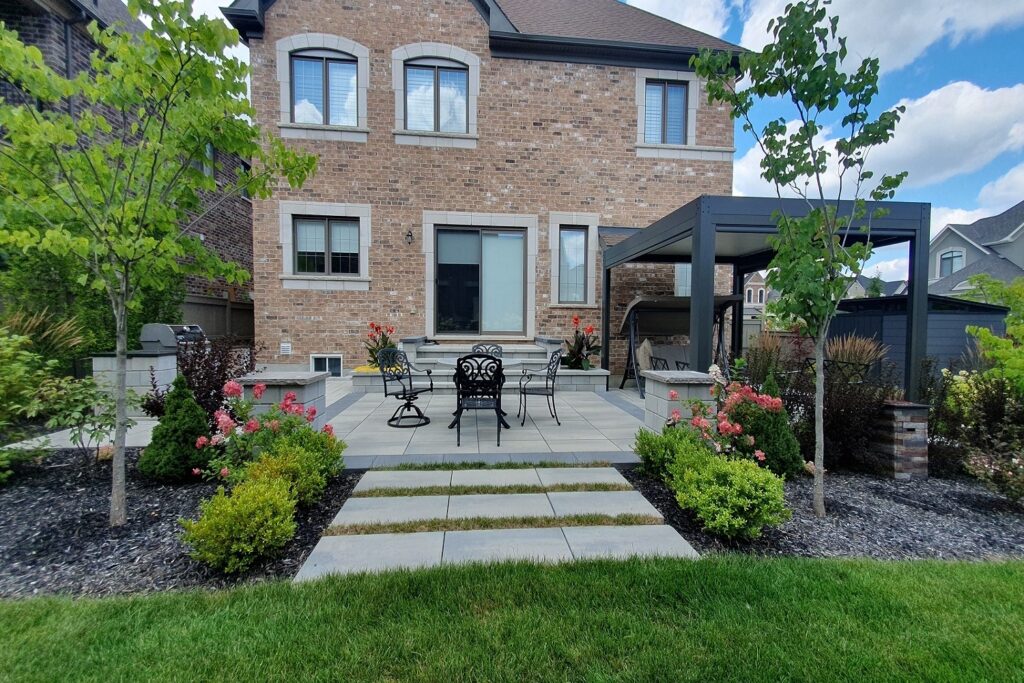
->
[352, 483, 633, 497]
[325, 513, 662, 535]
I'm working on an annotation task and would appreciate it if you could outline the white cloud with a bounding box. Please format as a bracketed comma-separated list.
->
[739, 0, 1024, 74]
[625, 0, 732, 38]
[866, 254, 909, 281]
[978, 161, 1024, 209]
[734, 82, 1024, 197]
[931, 206, 994, 235]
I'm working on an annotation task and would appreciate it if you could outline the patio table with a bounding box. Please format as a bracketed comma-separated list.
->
[435, 358, 519, 428]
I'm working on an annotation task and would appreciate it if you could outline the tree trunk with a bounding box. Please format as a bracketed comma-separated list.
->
[813, 334, 826, 518]
[109, 283, 129, 527]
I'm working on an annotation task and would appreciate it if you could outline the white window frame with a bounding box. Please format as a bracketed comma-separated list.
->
[635, 68, 733, 161]
[276, 33, 369, 143]
[758, 288, 765, 304]
[310, 353, 344, 377]
[279, 201, 371, 291]
[393, 43, 480, 149]
[548, 212, 599, 308]
[937, 248, 965, 278]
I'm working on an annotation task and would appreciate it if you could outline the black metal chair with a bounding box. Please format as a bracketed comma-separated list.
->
[650, 356, 670, 371]
[518, 349, 564, 427]
[471, 343, 503, 357]
[376, 348, 433, 428]
[449, 354, 507, 446]
[675, 360, 689, 371]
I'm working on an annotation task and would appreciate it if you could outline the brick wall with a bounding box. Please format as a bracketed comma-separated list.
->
[249, 0, 734, 371]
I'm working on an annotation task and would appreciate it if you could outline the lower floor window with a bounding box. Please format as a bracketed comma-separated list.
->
[311, 354, 343, 377]
[294, 217, 359, 275]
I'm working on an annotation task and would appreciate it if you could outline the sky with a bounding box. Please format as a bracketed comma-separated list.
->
[194, 0, 1024, 281]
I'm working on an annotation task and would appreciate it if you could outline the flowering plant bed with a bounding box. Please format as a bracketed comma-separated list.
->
[364, 322, 396, 368]
[562, 316, 601, 370]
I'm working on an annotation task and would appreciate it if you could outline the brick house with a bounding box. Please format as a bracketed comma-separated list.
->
[0, 0, 255, 339]
[223, 0, 740, 377]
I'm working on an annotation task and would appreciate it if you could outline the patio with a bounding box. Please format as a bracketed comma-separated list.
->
[325, 379, 647, 468]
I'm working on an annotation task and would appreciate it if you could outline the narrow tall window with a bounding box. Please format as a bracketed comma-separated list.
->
[644, 80, 687, 145]
[939, 250, 964, 278]
[746, 288, 753, 303]
[558, 226, 587, 303]
[758, 288, 765, 304]
[294, 217, 360, 275]
[405, 59, 468, 133]
[674, 263, 692, 297]
[291, 51, 357, 126]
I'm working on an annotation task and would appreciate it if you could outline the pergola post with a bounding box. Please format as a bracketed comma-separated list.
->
[690, 200, 716, 372]
[905, 205, 930, 401]
[731, 268, 746, 363]
[601, 265, 611, 370]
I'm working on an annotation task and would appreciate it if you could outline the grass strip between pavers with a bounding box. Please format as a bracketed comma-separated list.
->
[325, 513, 661, 535]
[352, 483, 634, 497]
[382, 460, 612, 471]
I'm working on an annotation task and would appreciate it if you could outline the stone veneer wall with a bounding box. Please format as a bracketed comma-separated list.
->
[247, 0, 734, 376]
[863, 401, 929, 480]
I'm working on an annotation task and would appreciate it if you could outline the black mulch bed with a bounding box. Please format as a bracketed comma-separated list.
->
[0, 448, 361, 598]
[619, 464, 1024, 560]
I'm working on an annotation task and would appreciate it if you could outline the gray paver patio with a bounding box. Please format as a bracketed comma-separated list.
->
[442, 528, 573, 564]
[547, 491, 663, 519]
[353, 470, 453, 492]
[450, 468, 543, 487]
[294, 532, 445, 582]
[562, 525, 699, 559]
[536, 467, 631, 487]
[447, 493, 554, 519]
[331, 496, 450, 526]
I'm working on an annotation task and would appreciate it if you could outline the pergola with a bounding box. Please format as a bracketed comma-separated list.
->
[601, 195, 931, 400]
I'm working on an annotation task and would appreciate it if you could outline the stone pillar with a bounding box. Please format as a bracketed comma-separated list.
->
[399, 336, 426, 365]
[642, 370, 715, 431]
[238, 371, 329, 429]
[865, 401, 929, 480]
[534, 335, 563, 359]
[92, 351, 177, 417]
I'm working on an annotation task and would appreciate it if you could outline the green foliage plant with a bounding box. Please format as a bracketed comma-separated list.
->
[138, 375, 210, 481]
[693, 0, 907, 516]
[563, 315, 602, 370]
[634, 425, 712, 481]
[244, 443, 326, 506]
[25, 375, 130, 459]
[963, 275, 1024, 392]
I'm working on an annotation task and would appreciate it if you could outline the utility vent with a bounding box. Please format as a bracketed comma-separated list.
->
[280, 342, 293, 355]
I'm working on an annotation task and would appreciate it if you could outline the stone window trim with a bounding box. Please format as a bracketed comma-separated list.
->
[393, 43, 480, 149]
[634, 68, 733, 161]
[422, 211, 537, 339]
[279, 201, 371, 292]
[276, 34, 370, 143]
[548, 212, 599, 308]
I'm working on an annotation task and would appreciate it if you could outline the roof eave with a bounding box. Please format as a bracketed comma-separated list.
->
[221, 3, 263, 43]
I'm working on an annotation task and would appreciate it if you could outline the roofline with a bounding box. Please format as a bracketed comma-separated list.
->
[930, 224, 992, 255]
[984, 218, 1024, 246]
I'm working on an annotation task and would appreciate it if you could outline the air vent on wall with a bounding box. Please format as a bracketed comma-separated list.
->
[280, 342, 292, 355]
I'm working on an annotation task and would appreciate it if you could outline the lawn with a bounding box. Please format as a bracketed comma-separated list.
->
[3, 557, 1023, 681]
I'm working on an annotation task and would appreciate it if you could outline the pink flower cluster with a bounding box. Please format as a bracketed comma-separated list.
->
[721, 382, 783, 414]
[223, 380, 243, 399]
[214, 409, 236, 435]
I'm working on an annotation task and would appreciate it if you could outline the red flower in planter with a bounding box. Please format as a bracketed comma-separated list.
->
[584, 325, 594, 336]
[572, 315, 581, 328]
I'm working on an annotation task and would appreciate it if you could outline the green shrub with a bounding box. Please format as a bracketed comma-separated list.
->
[244, 444, 326, 505]
[967, 445, 1024, 504]
[180, 477, 297, 574]
[731, 374, 804, 478]
[635, 426, 711, 480]
[671, 456, 791, 539]
[0, 329, 53, 446]
[138, 375, 210, 481]
[275, 428, 345, 478]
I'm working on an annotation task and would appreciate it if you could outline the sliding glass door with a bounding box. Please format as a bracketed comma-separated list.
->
[436, 228, 525, 335]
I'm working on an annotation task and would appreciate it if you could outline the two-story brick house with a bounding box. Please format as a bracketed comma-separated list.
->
[0, 0, 255, 339]
[223, 0, 740, 376]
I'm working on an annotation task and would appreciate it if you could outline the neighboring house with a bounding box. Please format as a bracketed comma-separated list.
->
[222, 0, 741, 375]
[845, 274, 906, 299]
[928, 200, 1024, 296]
[0, 0, 255, 339]
[743, 272, 766, 318]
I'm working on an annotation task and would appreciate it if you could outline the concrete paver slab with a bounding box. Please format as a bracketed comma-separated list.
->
[442, 528, 572, 564]
[450, 469, 543, 487]
[354, 470, 453, 492]
[294, 532, 444, 581]
[535, 467, 630, 487]
[562, 525, 699, 560]
[547, 491, 663, 519]
[331, 496, 450, 526]
[447, 493, 554, 519]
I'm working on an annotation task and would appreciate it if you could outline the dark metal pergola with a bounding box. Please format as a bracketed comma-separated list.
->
[601, 195, 931, 400]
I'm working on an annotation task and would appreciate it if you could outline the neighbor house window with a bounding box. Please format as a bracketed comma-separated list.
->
[557, 226, 588, 303]
[404, 59, 468, 134]
[290, 50, 358, 127]
[644, 80, 687, 145]
[939, 250, 964, 277]
[293, 217, 360, 275]
[674, 263, 691, 297]
[746, 288, 753, 303]
[758, 289, 765, 304]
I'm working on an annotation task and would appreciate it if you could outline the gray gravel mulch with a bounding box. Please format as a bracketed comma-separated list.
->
[619, 464, 1024, 560]
[0, 448, 360, 598]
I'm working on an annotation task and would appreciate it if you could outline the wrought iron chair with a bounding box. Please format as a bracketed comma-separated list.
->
[471, 343, 503, 357]
[449, 354, 507, 446]
[518, 349, 564, 427]
[650, 356, 670, 371]
[376, 348, 433, 428]
[675, 360, 689, 370]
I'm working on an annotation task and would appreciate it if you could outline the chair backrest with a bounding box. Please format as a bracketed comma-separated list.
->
[545, 350, 564, 383]
[650, 356, 669, 371]
[376, 348, 411, 393]
[454, 354, 504, 399]
[471, 343, 503, 357]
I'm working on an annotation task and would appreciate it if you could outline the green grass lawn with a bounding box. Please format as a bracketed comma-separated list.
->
[3, 557, 1023, 682]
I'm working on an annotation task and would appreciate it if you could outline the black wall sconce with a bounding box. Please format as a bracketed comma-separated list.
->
[405, 230, 414, 245]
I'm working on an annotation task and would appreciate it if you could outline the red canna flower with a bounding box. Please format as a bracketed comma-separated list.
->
[584, 325, 594, 335]
[571, 315, 581, 328]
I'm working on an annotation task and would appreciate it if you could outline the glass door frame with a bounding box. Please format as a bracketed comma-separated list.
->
[434, 225, 527, 337]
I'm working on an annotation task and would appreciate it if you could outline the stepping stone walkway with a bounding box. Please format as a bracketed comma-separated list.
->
[295, 467, 698, 582]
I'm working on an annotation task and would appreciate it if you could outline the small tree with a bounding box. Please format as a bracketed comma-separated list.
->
[866, 274, 884, 298]
[138, 375, 209, 481]
[0, 0, 316, 524]
[693, 0, 906, 516]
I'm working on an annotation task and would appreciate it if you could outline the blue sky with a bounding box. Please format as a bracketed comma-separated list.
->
[624, 0, 1024, 280]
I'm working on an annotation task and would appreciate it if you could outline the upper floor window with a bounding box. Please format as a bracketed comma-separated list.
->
[674, 263, 691, 297]
[290, 49, 358, 127]
[557, 226, 587, 303]
[758, 288, 765, 304]
[746, 288, 753, 303]
[404, 58, 468, 134]
[939, 249, 964, 278]
[644, 80, 687, 145]
[294, 216, 360, 276]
